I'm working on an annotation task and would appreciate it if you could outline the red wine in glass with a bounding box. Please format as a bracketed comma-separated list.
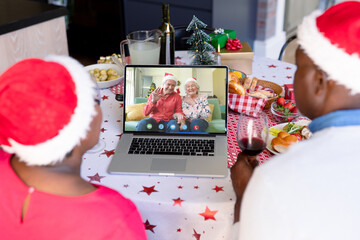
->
[237, 137, 266, 156]
[236, 112, 269, 158]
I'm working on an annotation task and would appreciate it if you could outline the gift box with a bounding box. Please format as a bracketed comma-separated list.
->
[209, 29, 236, 49]
[284, 84, 295, 101]
[219, 42, 254, 74]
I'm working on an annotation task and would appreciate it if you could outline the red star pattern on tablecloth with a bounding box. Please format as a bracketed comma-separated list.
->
[87, 173, 105, 182]
[117, 120, 121, 122]
[178, 185, 183, 189]
[193, 229, 201, 240]
[286, 76, 293, 79]
[194, 186, 199, 189]
[123, 184, 129, 188]
[101, 95, 109, 100]
[100, 149, 115, 158]
[286, 67, 292, 70]
[177, 228, 182, 232]
[119, 103, 123, 108]
[116, 133, 123, 139]
[140, 185, 158, 196]
[199, 206, 218, 221]
[268, 64, 277, 68]
[100, 128, 106, 133]
[212, 186, 224, 192]
[173, 197, 184, 206]
[144, 219, 156, 233]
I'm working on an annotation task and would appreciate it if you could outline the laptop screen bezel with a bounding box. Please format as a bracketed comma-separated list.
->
[122, 64, 228, 136]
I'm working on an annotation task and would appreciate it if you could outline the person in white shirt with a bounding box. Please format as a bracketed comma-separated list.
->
[231, 1, 360, 239]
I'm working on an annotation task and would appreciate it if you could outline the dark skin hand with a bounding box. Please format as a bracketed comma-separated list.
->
[230, 153, 259, 223]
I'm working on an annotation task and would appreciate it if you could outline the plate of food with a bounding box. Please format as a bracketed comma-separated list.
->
[266, 119, 312, 154]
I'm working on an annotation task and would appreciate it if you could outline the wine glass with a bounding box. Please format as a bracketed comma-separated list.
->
[236, 112, 269, 159]
[87, 76, 106, 154]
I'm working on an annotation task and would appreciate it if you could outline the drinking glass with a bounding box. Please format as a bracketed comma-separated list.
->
[236, 112, 269, 159]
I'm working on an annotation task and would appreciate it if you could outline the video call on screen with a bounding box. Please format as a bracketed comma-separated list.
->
[124, 66, 227, 134]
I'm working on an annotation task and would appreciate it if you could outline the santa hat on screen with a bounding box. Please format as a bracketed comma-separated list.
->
[162, 72, 177, 84]
[184, 77, 200, 90]
[297, 1, 360, 94]
[0, 55, 97, 166]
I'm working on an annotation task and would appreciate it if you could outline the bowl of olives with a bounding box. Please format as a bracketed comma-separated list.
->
[85, 64, 124, 89]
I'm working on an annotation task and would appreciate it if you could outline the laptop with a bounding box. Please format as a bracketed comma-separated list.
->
[107, 65, 228, 177]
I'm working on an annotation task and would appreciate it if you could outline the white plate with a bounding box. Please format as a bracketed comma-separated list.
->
[266, 119, 311, 155]
[84, 63, 124, 89]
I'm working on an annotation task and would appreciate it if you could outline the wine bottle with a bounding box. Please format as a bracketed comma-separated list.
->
[159, 3, 175, 64]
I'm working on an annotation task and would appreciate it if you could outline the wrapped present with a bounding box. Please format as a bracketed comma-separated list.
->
[284, 84, 295, 101]
[209, 29, 236, 49]
[219, 42, 254, 74]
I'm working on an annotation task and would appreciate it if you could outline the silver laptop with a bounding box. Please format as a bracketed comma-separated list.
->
[107, 65, 228, 177]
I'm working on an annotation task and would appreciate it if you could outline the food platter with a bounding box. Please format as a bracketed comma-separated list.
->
[265, 119, 311, 155]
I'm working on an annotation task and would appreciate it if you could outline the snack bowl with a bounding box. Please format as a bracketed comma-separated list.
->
[84, 64, 124, 89]
[270, 101, 300, 122]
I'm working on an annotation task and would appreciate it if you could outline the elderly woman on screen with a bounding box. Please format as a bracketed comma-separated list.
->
[180, 77, 211, 132]
[136, 72, 184, 132]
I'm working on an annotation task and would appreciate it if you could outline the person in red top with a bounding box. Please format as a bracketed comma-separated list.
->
[136, 73, 184, 132]
[0, 56, 147, 240]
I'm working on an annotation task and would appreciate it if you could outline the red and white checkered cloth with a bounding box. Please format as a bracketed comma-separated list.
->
[228, 86, 273, 117]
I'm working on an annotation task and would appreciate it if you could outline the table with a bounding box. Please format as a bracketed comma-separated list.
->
[80, 55, 296, 240]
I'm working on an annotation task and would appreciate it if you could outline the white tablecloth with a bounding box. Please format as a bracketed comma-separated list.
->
[80, 55, 296, 240]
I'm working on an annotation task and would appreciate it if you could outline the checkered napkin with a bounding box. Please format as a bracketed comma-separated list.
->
[228, 86, 273, 117]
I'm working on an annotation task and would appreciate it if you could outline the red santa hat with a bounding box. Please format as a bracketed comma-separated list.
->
[0, 55, 97, 166]
[297, 1, 360, 94]
[162, 72, 177, 84]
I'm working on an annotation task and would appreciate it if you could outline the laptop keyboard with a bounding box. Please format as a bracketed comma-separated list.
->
[128, 138, 215, 156]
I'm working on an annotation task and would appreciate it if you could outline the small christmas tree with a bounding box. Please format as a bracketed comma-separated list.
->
[146, 82, 156, 98]
[186, 16, 216, 65]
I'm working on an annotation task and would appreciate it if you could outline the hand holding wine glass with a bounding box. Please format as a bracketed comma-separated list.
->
[236, 112, 269, 161]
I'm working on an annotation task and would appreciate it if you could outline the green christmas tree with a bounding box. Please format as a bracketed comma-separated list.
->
[186, 15, 216, 65]
[146, 82, 156, 98]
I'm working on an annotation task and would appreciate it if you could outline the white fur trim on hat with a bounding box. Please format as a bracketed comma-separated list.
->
[298, 10, 360, 95]
[162, 73, 177, 84]
[1, 55, 97, 166]
[184, 77, 200, 91]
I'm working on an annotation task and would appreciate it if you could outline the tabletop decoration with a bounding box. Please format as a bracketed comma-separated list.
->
[186, 15, 216, 65]
[225, 38, 243, 50]
[219, 42, 254, 74]
[209, 29, 236, 49]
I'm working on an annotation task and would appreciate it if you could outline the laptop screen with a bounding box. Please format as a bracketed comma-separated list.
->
[123, 65, 228, 135]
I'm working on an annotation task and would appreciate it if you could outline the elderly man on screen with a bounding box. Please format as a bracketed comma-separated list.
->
[231, 1, 360, 239]
[136, 72, 184, 132]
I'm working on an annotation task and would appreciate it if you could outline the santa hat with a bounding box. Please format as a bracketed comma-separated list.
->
[0, 55, 97, 166]
[162, 72, 177, 84]
[297, 1, 360, 95]
[184, 77, 200, 90]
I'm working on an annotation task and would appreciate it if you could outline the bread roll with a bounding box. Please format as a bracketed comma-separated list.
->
[271, 131, 298, 153]
[249, 77, 258, 92]
[229, 82, 246, 95]
[243, 77, 252, 89]
[229, 72, 239, 84]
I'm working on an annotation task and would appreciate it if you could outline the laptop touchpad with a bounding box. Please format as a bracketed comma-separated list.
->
[151, 158, 187, 172]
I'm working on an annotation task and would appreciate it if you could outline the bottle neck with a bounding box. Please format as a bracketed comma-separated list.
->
[162, 4, 170, 23]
